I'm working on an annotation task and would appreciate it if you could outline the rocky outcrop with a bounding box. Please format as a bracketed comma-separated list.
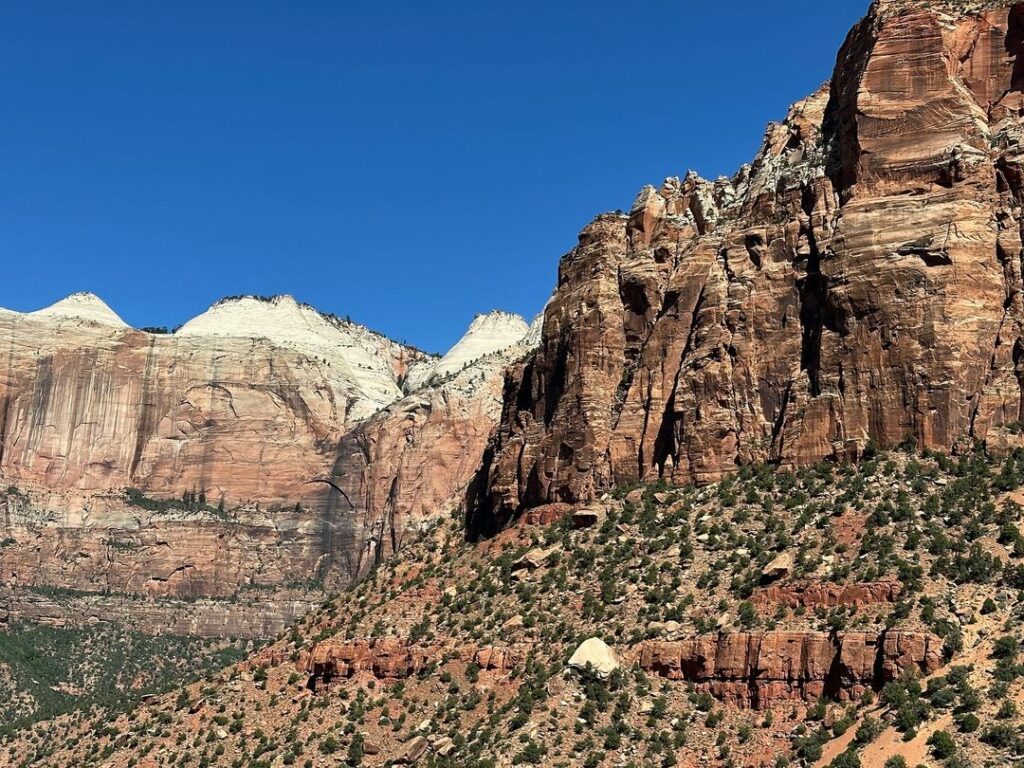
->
[471, 0, 1024, 530]
[474, 644, 523, 672]
[752, 581, 901, 609]
[639, 630, 943, 708]
[301, 638, 440, 689]
[298, 627, 943, 707]
[520, 503, 574, 526]
[300, 639, 528, 689]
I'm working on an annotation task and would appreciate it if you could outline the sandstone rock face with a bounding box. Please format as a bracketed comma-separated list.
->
[639, 630, 943, 708]
[301, 638, 527, 690]
[314, 322, 538, 574]
[520, 503, 574, 526]
[0, 295, 536, 632]
[471, 0, 1024, 529]
[301, 638, 439, 689]
[0, 294, 421, 505]
[474, 645, 523, 672]
[0, 587, 312, 639]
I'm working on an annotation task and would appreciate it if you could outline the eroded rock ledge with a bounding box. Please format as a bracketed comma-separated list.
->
[752, 581, 902, 609]
[297, 629, 942, 709]
[639, 630, 943, 709]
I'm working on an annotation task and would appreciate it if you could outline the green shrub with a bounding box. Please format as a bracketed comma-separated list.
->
[954, 713, 979, 733]
[854, 716, 883, 745]
[927, 730, 956, 759]
[828, 750, 860, 768]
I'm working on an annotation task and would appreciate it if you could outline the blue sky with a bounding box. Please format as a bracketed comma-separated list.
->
[1, 1, 867, 353]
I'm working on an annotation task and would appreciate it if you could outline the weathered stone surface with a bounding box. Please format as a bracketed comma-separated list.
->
[319, 327, 535, 575]
[0, 587, 313, 639]
[510, 544, 561, 578]
[760, 552, 795, 583]
[521, 503, 573, 526]
[470, 1, 1024, 530]
[396, 736, 428, 764]
[301, 638, 440, 689]
[639, 630, 943, 708]
[0, 296, 536, 632]
[571, 504, 606, 529]
[568, 637, 620, 679]
[473, 645, 523, 672]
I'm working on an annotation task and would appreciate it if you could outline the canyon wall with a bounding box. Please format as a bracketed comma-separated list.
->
[0, 294, 421, 506]
[0, 296, 535, 633]
[472, 1, 1024, 531]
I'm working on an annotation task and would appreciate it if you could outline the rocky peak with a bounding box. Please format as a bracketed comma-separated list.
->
[472, 0, 1024, 527]
[25, 292, 128, 328]
[177, 294, 424, 420]
[872, 0, 1008, 20]
[404, 310, 530, 391]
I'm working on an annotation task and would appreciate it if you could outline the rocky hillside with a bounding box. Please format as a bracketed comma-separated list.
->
[472, 0, 1024, 534]
[0, 295, 536, 636]
[11, 1, 1024, 765]
[9, 444, 1024, 767]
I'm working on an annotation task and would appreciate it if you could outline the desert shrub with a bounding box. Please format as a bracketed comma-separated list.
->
[927, 730, 955, 759]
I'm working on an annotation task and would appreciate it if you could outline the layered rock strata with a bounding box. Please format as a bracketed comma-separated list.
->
[472, 0, 1024, 529]
[0, 588, 312, 639]
[299, 639, 526, 690]
[639, 630, 943, 709]
[752, 581, 902, 609]
[0, 296, 536, 631]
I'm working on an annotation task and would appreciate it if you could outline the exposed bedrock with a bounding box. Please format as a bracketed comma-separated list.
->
[638, 630, 944, 709]
[470, 2, 1024, 532]
[0, 296, 535, 618]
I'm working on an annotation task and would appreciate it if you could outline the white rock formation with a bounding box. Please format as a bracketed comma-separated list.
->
[176, 295, 419, 421]
[26, 292, 128, 328]
[568, 638, 620, 679]
[405, 310, 530, 391]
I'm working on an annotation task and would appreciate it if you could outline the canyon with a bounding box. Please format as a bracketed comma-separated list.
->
[8, 2, 1024, 767]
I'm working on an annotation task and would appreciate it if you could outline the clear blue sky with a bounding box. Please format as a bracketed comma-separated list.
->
[1, 1, 867, 353]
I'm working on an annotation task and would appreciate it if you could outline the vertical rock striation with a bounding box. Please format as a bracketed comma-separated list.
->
[638, 630, 944, 709]
[472, 0, 1024, 531]
[0, 295, 536, 631]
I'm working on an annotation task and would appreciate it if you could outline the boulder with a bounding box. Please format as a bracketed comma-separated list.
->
[572, 505, 606, 529]
[568, 638, 620, 679]
[396, 736, 428, 764]
[760, 552, 794, 583]
[510, 545, 561, 579]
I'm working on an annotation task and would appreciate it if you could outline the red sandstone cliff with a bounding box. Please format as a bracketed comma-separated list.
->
[472, 0, 1024, 531]
[0, 296, 535, 632]
[638, 630, 943, 709]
